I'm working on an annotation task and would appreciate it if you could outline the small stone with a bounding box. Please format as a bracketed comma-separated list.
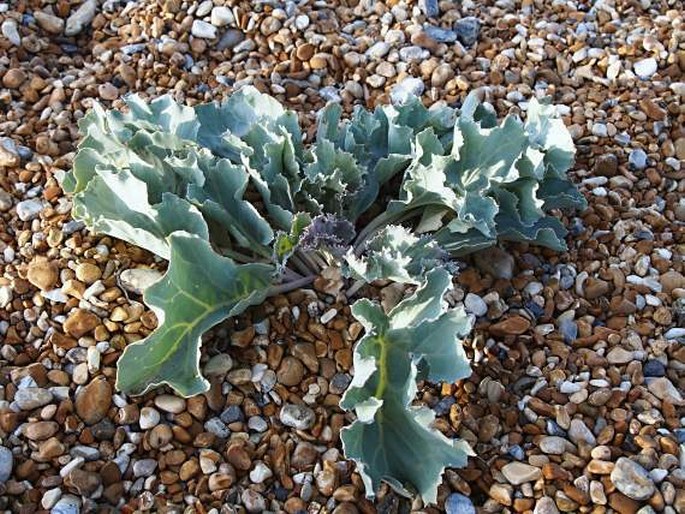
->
[133, 459, 157, 478]
[210, 6, 233, 26]
[277, 356, 305, 386]
[629, 149, 648, 170]
[27, 259, 58, 291]
[660, 271, 685, 294]
[75, 377, 112, 425]
[366, 42, 390, 60]
[16, 199, 43, 221]
[0, 188, 13, 211]
[501, 462, 542, 485]
[534, 496, 560, 514]
[464, 293, 487, 316]
[154, 394, 186, 414]
[217, 29, 244, 51]
[139, 407, 160, 430]
[568, 419, 596, 446]
[65, 0, 97, 36]
[646, 377, 684, 405]
[634, 58, 657, 80]
[454, 17, 480, 47]
[2, 68, 26, 89]
[14, 388, 53, 410]
[208, 471, 235, 490]
[1, 20, 21, 46]
[0, 446, 12, 483]
[607, 347, 637, 365]
[590, 481, 607, 504]
[63, 310, 99, 338]
[42, 488, 62, 509]
[279, 404, 315, 430]
[610, 457, 655, 501]
[34, 11, 65, 34]
[643, 360, 665, 377]
[445, 492, 476, 514]
[65, 468, 101, 496]
[75, 263, 101, 284]
[204, 353, 233, 378]
[489, 483, 513, 506]
[418, 0, 439, 17]
[192, 19, 217, 39]
[595, 154, 618, 176]
[249, 461, 273, 484]
[51, 494, 81, 514]
[584, 278, 610, 299]
[489, 316, 531, 336]
[539, 436, 571, 455]
[242, 489, 267, 513]
[25, 421, 59, 440]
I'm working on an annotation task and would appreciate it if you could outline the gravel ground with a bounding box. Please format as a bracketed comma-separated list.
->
[0, 0, 684, 513]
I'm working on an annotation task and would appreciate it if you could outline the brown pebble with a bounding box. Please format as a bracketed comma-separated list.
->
[75, 377, 112, 425]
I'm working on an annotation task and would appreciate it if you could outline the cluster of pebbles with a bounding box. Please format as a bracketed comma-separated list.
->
[0, 0, 684, 513]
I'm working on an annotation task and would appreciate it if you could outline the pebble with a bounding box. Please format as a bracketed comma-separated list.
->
[0, 446, 12, 483]
[119, 268, 163, 295]
[211, 6, 234, 27]
[445, 492, 476, 514]
[217, 29, 244, 50]
[1, 19, 20, 46]
[568, 419, 596, 446]
[418, 0, 439, 18]
[64, 0, 97, 36]
[42, 488, 62, 510]
[464, 293, 487, 316]
[51, 494, 81, 514]
[34, 11, 65, 34]
[633, 58, 657, 80]
[501, 462, 542, 485]
[539, 436, 571, 454]
[250, 461, 273, 483]
[0, 189, 12, 211]
[14, 388, 53, 410]
[629, 149, 648, 170]
[610, 457, 655, 501]
[133, 458, 157, 478]
[75, 377, 112, 425]
[192, 19, 217, 39]
[16, 199, 43, 221]
[646, 377, 684, 405]
[534, 496, 560, 514]
[454, 17, 480, 47]
[138, 407, 160, 430]
[242, 489, 267, 513]
[279, 404, 316, 430]
[154, 394, 186, 413]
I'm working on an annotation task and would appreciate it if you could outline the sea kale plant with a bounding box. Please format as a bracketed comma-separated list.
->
[60, 87, 586, 504]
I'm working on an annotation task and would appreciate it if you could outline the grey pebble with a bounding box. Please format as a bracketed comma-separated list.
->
[280, 403, 316, 430]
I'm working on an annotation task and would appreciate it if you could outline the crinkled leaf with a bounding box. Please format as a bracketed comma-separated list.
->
[340, 269, 474, 504]
[116, 231, 274, 397]
[345, 225, 448, 285]
[71, 168, 208, 260]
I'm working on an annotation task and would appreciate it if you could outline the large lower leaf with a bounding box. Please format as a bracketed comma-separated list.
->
[72, 169, 209, 260]
[116, 231, 274, 397]
[340, 268, 474, 504]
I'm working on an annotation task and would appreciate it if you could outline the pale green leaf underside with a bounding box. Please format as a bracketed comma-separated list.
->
[115, 231, 274, 397]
